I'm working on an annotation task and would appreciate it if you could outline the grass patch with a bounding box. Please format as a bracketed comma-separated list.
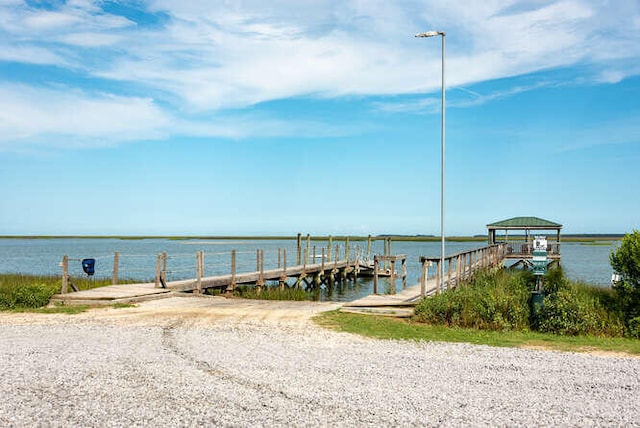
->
[17, 305, 91, 315]
[111, 302, 137, 309]
[235, 285, 311, 301]
[0, 274, 140, 310]
[314, 311, 640, 355]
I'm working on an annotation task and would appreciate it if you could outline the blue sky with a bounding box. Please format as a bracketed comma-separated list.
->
[1, 0, 639, 236]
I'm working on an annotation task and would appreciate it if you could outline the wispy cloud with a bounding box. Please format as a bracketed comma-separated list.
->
[0, 83, 359, 151]
[0, 0, 639, 149]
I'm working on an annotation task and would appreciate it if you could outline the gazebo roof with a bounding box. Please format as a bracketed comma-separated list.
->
[487, 216, 562, 230]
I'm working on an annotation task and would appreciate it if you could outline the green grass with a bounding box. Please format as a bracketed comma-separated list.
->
[315, 310, 640, 355]
[0, 274, 140, 310]
[235, 285, 311, 301]
[13, 305, 91, 314]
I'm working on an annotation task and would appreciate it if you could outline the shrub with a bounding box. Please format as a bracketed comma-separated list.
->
[610, 230, 640, 331]
[413, 269, 531, 331]
[0, 281, 59, 309]
[628, 317, 640, 339]
[536, 282, 625, 337]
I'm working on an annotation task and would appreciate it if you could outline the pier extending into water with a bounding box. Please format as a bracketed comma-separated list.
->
[342, 243, 509, 316]
[51, 236, 386, 305]
[50, 218, 562, 309]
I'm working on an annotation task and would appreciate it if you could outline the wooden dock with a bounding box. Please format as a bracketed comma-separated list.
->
[51, 254, 372, 306]
[342, 243, 509, 316]
[51, 242, 510, 311]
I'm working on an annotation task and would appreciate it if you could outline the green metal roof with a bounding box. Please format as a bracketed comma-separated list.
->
[487, 216, 562, 229]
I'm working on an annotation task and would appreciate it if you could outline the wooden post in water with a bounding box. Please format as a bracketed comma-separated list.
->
[256, 249, 260, 272]
[195, 251, 203, 294]
[162, 252, 167, 285]
[229, 250, 237, 293]
[447, 258, 453, 289]
[402, 257, 407, 290]
[296, 233, 302, 265]
[155, 254, 162, 288]
[373, 256, 379, 294]
[61, 255, 69, 294]
[306, 234, 311, 265]
[257, 249, 265, 291]
[420, 259, 426, 297]
[435, 259, 441, 294]
[345, 237, 350, 262]
[112, 251, 119, 285]
[278, 248, 281, 269]
[383, 239, 389, 270]
[313, 245, 316, 265]
[390, 259, 396, 294]
[367, 235, 372, 262]
[328, 236, 333, 262]
[296, 248, 307, 289]
[279, 249, 287, 291]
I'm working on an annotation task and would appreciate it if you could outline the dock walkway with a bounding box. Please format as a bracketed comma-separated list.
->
[50, 257, 371, 306]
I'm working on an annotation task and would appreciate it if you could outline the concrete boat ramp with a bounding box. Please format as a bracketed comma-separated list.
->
[49, 282, 175, 306]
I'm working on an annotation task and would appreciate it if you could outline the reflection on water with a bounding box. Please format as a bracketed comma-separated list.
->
[0, 238, 619, 302]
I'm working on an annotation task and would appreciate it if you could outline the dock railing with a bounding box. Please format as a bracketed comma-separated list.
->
[419, 243, 508, 296]
[503, 242, 561, 258]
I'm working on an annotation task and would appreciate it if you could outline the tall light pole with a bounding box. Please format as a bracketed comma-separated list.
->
[415, 30, 446, 291]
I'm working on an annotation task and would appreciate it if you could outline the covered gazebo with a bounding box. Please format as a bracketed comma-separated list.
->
[487, 216, 562, 259]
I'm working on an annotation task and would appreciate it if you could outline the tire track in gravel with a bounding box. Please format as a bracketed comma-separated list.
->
[159, 320, 357, 421]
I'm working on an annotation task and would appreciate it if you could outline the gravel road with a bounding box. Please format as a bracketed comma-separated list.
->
[1, 296, 639, 427]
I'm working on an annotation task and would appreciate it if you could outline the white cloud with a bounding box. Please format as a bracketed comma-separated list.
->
[91, 0, 640, 110]
[0, 0, 639, 148]
[0, 84, 171, 149]
[0, 83, 359, 150]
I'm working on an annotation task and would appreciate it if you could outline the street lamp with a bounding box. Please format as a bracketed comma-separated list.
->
[415, 30, 446, 291]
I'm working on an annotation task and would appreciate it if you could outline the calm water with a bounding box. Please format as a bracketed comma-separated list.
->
[0, 238, 619, 302]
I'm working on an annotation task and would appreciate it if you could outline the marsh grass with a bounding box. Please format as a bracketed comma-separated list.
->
[235, 285, 311, 301]
[0, 274, 138, 310]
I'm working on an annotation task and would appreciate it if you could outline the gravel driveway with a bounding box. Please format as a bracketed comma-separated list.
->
[1, 296, 639, 427]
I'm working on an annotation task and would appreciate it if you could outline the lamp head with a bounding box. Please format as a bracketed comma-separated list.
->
[415, 31, 445, 38]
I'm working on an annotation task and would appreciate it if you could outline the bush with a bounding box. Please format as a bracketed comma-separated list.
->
[536, 283, 625, 337]
[413, 269, 531, 331]
[610, 230, 640, 332]
[628, 317, 640, 339]
[0, 281, 59, 309]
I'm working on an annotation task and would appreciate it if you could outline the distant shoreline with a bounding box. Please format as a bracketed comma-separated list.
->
[0, 234, 624, 242]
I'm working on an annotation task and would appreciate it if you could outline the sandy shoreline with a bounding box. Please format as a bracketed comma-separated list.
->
[1, 297, 640, 426]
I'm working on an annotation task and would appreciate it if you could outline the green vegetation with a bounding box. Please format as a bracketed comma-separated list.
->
[16, 304, 91, 314]
[0, 275, 59, 310]
[610, 229, 640, 337]
[414, 269, 531, 331]
[534, 268, 624, 336]
[413, 267, 627, 338]
[0, 274, 136, 311]
[234, 285, 311, 301]
[315, 311, 640, 355]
